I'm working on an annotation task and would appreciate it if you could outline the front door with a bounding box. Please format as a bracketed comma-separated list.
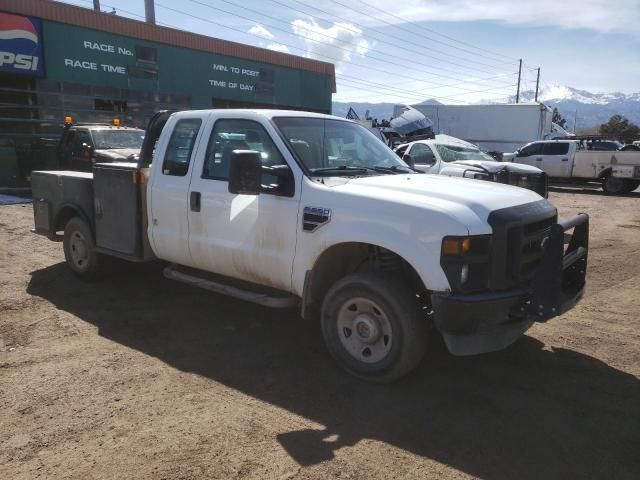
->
[188, 117, 300, 292]
[149, 115, 205, 266]
[515, 142, 545, 168]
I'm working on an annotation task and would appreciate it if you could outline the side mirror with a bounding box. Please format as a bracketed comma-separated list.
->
[516, 149, 524, 157]
[82, 143, 93, 158]
[402, 153, 415, 168]
[228, 150, 261, 195]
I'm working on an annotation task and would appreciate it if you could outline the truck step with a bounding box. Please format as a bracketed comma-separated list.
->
[163, 264, 299, 308]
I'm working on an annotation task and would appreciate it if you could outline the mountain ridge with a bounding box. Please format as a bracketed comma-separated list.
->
[332, 85, 640, 128]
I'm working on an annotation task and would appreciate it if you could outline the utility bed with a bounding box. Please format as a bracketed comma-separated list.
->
[31, 162, 153, 261]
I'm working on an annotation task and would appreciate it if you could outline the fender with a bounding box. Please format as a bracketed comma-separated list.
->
[292, 219, 466, 297]
[52, 202, 95, 240]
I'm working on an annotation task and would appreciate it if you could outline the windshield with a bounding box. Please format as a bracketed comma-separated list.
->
[273, 117, 412, 175]
[435, 144, 495, 162]
[92, 130, 145, 150]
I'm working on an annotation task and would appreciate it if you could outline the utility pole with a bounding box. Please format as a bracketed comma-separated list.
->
[534, 67, 540, 102]
[515, 59, 522, 104]
[93, 0, 100, 11]
[145, 0, 156, 24]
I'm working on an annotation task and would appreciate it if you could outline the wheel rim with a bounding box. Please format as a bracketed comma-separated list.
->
[337, 297, 393, 364]
[69, 230, 89, 270]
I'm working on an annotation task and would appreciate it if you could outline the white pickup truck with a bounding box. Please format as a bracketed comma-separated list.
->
[394, 135, 548, 197]
[31, 110, 589, 382]
[504, 139, 640, 194]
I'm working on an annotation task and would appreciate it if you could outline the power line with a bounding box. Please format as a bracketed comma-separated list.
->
[273, 0, 518, 76]
[74, 0, 519, 103]
[350, 0, 518, 62]
[188, 0, 515, 89]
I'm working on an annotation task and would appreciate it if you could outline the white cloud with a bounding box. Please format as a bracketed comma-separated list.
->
[291, 19, 371, 66]
[266, 43, 290, 53]
[336, 0, 640, 35]
[248, 24, 275, 40]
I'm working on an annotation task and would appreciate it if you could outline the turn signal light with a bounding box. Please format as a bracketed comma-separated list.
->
[113, 118, 121, 126]
[442, 237, 471, 256]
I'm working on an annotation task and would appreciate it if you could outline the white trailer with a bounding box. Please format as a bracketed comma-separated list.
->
[393, 103, 571, 154]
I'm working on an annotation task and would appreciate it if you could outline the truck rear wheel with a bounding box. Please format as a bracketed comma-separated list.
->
[602, 176, 629, 195]
[63, 217, 103, 280]
[320, 273, 428, 383]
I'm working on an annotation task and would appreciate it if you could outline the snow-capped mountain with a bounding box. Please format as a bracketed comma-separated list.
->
[486, 85, 640, 128]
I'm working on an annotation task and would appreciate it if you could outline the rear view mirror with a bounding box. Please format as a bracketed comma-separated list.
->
[402, 154, 415, 168]
[228, 150, 261, 195]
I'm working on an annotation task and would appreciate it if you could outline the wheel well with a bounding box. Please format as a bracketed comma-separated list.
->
[54, 206, 86, 234]
[598, 167, 612, 179]
[308, 242, 428, 311]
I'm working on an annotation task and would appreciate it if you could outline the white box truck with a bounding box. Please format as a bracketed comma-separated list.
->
[393, 103, 571, 155]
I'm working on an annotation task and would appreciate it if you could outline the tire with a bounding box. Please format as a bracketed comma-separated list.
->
[62, 217, 103, 280]
[320, 272, 428, 383]
[602, 176, 629, 195]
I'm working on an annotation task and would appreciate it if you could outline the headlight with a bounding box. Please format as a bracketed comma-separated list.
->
[441, 235, 491, 291]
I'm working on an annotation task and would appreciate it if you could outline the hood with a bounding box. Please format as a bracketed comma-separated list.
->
[332, 173, 545, 233]
[94, 148, 140, 161]
[451, 160, 543, 174]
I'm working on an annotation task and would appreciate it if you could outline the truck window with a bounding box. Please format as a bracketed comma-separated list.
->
[519, 143, 545, 157]
[543, 143, 570, 155]
[409, 143, 436, 164]
[162, 118, 202, 176]
[71, 131, 92, 157]
[202, 119, 285, 180]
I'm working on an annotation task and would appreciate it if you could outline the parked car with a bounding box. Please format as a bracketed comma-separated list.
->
[394, 135, 548, 197]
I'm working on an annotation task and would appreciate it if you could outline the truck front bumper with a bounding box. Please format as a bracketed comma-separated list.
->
[432, 213, 589, 356]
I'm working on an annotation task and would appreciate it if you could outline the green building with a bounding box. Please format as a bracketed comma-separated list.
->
[0, 0, 336, 187]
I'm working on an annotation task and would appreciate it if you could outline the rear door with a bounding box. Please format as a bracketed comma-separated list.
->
[148, 114, 206, 266]
[540, 142, 572, 177]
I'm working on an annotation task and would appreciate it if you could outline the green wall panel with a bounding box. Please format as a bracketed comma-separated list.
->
[41, 21, 332, 112]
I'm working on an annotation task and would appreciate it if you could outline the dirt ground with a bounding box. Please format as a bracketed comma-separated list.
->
[1, 187, 639, 479]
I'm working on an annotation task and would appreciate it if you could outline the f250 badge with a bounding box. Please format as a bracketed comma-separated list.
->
[302, 206, 331, 232]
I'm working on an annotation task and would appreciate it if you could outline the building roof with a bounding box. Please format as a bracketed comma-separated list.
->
[1, 0, 336, 91]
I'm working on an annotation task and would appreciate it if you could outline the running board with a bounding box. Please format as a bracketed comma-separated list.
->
[163, 264, 299, 308]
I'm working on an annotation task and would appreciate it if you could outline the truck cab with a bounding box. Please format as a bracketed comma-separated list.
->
[57, 120, 145, 171]
[31, 110, 589, 382]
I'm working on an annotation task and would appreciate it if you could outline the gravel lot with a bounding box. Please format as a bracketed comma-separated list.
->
[1, 188, 639, 479]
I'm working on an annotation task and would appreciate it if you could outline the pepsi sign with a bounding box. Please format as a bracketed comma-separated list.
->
[0, 12, 44, 76]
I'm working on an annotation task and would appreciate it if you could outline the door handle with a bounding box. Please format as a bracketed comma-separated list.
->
[561, 158, 569, 161]
[535, 158, 543, 161]
[190, 191, 201, 212]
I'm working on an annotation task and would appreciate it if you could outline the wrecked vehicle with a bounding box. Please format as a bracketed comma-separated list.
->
[395, 134, 548, 197]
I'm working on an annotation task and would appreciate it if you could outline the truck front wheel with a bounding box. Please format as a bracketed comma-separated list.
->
[320, 273, 428, 383]
[63, 217, 103, 280]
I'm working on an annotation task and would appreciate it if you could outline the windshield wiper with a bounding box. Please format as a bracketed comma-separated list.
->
[369, 165, 413, 174]
[310, 165, 373, 176]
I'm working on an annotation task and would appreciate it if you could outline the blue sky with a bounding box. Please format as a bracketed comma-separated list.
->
[59, 0, 640, 103]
